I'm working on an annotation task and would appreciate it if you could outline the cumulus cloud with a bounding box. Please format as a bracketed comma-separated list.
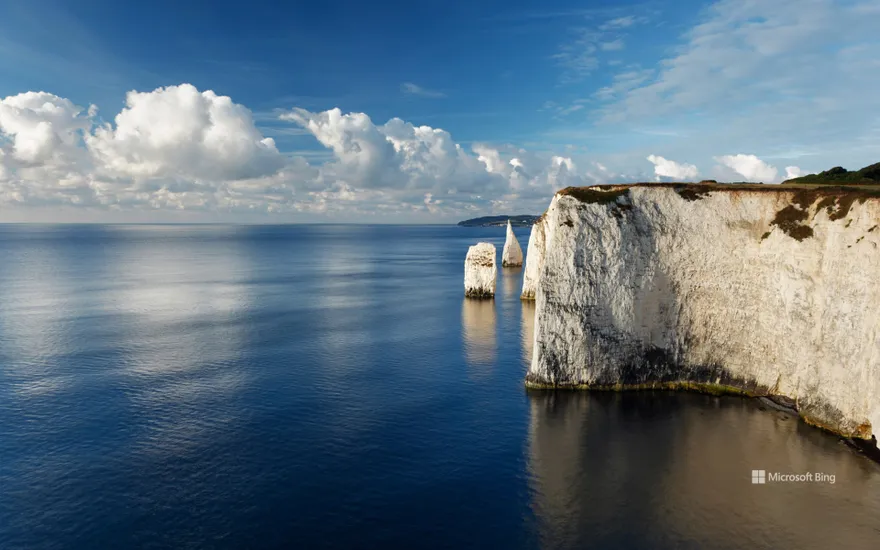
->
[281, 107, 506, 198]
[0, 91, 92, 165]
[0, 84, 621, 219]
[86, 84, 283, 181]
[715, 154, 778, 182]
[277, 106, 614, 212]
[785, 166, 810, 179]
[646, 154, 699, 180]
[0, 85, 300, 212]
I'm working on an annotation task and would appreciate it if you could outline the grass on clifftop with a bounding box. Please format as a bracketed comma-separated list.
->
[556, 182, 880, 242]
[557, 186, 629, 204]
[557, 182, 880, 196]
[783, 162, 880, 184]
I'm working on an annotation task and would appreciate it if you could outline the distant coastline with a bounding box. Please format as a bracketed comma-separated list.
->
[457, 215, 539, 227]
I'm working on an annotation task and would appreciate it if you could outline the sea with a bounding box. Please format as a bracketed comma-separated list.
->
[0, 224, 878, 550]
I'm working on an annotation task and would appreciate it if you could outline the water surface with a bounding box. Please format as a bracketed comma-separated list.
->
[0, 225, 878, 549]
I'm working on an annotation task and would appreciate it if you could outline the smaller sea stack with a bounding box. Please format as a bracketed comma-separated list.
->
[502, 220, 523, 267]
[464, 242, 497, 298]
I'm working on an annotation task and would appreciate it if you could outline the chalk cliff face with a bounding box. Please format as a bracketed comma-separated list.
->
[502, 221, 524, 267]
[526, 184, 880, 440]
[521, 219, 546, 300]
[464, 242, 497, 298]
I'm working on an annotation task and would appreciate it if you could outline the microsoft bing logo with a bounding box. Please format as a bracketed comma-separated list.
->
[751, 470, 766, 484]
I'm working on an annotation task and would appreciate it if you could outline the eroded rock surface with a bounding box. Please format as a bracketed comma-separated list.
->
[464, 242, 497, 298]
[527, 184, 880, 440]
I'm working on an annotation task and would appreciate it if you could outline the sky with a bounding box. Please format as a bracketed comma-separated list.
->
[0, 0, 879, 223]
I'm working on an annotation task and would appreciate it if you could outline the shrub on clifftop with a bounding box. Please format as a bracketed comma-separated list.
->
[784, 162, 880, 184]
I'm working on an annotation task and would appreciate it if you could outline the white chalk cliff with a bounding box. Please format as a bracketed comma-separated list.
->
[464, 242, 497, 298]
[525, 184, 880, 440]
[502, 220, 523, 267]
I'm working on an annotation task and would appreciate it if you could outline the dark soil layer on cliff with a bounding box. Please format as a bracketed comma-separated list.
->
[558, 182, 880, 199]
[557, 183, 880, 241]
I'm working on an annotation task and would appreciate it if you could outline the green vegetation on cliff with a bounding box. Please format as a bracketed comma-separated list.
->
[783, 162, 880, 184]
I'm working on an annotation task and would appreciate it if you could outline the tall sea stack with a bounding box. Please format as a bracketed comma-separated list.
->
[464, 242, 497, 298]
[502, 220, 523, 267]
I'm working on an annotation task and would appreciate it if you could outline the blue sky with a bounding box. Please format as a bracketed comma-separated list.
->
[0, 0, 878, 222]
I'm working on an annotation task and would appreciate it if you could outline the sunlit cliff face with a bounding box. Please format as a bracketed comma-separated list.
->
[527, 185, 880, 439]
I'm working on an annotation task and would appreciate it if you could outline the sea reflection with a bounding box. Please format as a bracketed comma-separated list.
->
[105, 235, 252, 375]
[500, 265, 522, 298]
[101, 229, 254, 458]
[461, 298, 497, 371]
[526, 391, 880, 549]
[0, 244, 75, 396]
[521, 299, 535, 366]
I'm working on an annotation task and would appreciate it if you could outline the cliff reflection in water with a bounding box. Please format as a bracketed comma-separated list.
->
[526, 391, 880, 549]
[461, 298, 497, 371]
[521, 299, 535, 366]
[500, 265, 522, 298]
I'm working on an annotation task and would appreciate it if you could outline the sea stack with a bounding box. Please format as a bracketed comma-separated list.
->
[520, 219, 545, 300]
[502, 220, 523, 267]
[464, 242, 497, 298]
[526, 184, 880, 441]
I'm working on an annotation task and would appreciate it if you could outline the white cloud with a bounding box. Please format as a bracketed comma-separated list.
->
[552, 40, 599, 83]
[600, 39, 625, 51]
[401, 82, 446, 98]
[0, 91, 92, 165]
[7, 80, 841, 221]
[553, 13, 648, 83]
[279, 106, 628, 210]
[715, 154, 778, 182]
[646, 154, 699, 180]
[86, 84, 283, 181]
[594, 0, 880, 172]
[0, 83, 628, 220]
[785, 166, 810, 179]
[600, 16, 638, 30]
[594, 68, 654, 101]
[558, 104, 585, 116]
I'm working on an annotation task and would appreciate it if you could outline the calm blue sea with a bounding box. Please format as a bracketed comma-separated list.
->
[0, 224, 878, 550]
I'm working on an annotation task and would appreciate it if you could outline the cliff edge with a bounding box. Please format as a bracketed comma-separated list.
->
[525, 183, 880, 440]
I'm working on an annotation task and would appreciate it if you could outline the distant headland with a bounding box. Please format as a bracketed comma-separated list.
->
[457, 215, 539, 227]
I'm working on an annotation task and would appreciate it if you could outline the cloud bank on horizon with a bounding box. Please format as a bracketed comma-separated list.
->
[0, 0, 878, 221]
